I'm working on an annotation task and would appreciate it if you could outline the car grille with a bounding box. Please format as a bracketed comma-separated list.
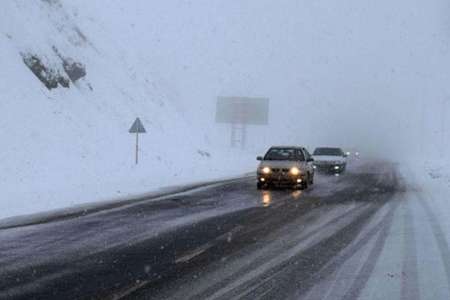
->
[272, 168, 290, 173]
[315, 165, 332, 171]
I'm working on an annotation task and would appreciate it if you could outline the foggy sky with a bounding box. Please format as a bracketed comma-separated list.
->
[75, 0, 450, 159]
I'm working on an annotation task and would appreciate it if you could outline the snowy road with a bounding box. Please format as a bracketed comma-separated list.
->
[1, 161, 449, 300]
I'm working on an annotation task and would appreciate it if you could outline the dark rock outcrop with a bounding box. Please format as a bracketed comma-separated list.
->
[22, 54, 70, 90]
[63, 59, 86, 82]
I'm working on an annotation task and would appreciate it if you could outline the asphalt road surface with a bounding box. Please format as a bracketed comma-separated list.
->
[1, 160, 445, 300]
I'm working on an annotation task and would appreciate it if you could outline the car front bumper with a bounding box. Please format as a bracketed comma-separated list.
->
[313, 163, 346, 173]
[257, 172, 306, 186]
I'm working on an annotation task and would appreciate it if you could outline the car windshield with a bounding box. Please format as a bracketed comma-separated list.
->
[313, 148, 344, 156]
[264, 148, 303, 161]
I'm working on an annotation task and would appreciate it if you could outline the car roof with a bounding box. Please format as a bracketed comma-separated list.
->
[269, 146, 305, 149]
[314, 147, 343, 150]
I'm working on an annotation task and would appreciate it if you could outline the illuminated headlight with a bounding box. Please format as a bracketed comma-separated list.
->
[313, 165, 317, 169]
[261, 167, 271, 174]
[334, 166, 340, 170]
[290, 167, 301, 176]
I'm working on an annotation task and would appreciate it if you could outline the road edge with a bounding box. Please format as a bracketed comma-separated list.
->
[0, 173, 254, 230]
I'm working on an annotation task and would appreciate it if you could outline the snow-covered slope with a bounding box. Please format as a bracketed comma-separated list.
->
[0, 0, 254, 220]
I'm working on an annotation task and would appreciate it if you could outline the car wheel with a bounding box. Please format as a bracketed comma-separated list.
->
[309, 174, 314, 185]
[300, 180, 308, 190]
[257, 182, 263, 190]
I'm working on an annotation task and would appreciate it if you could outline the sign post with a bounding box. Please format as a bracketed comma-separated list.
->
[129, 118, 147, 164]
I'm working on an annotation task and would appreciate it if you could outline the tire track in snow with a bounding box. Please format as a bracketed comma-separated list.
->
[299, 198, 400, 300]
[231, 200, 391, 300]
[401, 200, 420, 300]
[337, 199, 399, 300]
[191, 203, 371, 300]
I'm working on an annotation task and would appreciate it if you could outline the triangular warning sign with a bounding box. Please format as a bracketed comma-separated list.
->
[129, 118, 146, 133]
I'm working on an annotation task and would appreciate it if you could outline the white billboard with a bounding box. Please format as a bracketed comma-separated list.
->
[215, 97, 269, 125]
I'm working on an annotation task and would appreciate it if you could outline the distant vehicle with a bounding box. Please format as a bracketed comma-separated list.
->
[343, 148, 361, 159]
[312, 147, 347, 174]
[256, 146, 315, 190]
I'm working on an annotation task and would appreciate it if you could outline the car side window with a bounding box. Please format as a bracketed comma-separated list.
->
[297, 149, 306, 161]
[303, 149, 311, 161]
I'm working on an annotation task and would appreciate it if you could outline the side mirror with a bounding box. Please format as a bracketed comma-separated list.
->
[257, 156, 263, 161]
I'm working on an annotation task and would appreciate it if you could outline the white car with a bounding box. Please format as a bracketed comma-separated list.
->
[312, 147, 347, 174]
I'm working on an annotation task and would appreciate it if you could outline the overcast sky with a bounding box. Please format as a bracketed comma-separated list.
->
[74, 0, 450, 158]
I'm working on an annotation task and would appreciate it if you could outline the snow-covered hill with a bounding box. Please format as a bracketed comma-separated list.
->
[0, 0, 255, 219]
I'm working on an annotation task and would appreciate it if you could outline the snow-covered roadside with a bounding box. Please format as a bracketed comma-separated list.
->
[399, 161, 450, 243]
[0, 148, 256, 221]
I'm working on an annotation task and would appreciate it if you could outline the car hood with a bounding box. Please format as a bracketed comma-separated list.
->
[312, 155, 346, 163]
[259, 160, 303, 168]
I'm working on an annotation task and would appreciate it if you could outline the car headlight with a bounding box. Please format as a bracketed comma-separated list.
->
[290, 167, 301, 176]
[261, 167, 271, 174]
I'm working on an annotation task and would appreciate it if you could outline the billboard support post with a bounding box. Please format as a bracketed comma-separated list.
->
[216, 97, 269, 149]
[230, 123, 247, 149]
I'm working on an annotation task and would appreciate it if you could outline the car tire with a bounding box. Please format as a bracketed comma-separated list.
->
[300, 180, 308, 190]
[257, 182, 263, 190]
[309, 174, 314, 185]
